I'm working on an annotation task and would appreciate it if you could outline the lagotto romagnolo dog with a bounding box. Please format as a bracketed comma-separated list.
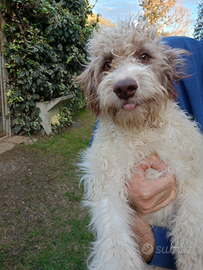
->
[77, 19, 203, 270]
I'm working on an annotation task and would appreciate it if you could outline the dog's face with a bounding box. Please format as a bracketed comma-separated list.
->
[77, 20, 186, 127]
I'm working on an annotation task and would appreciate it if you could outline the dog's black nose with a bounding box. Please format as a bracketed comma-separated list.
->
[113, 79, 138, 100]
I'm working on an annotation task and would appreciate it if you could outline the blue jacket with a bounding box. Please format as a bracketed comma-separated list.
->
[89, 36, 203, 269]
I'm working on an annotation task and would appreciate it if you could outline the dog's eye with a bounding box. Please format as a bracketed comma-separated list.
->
[140, 53, 150, 63]
[104, 61, 112, 71]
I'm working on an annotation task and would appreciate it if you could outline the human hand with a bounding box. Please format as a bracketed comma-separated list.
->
[127, 154, 176, 215]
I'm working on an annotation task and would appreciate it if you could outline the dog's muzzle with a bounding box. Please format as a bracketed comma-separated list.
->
[113, 79, 138, 100]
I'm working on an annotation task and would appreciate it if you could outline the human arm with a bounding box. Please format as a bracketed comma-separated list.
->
[131, 215, 176, 269]
[128, 155, 176, 269]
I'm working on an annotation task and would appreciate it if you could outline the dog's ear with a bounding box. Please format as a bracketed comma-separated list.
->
[164, 48, 189, 100]
[75, 65, 101, 117]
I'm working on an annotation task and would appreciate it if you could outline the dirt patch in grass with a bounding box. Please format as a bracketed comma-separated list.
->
[0, 110, 95, 270]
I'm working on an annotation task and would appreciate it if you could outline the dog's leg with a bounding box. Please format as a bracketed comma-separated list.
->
[86, 193, 147, 270]
[170, 187, 203, 270]
[82, 177, 148, 270]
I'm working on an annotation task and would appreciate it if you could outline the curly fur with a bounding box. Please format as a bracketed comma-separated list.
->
[77, 19, 203, 270]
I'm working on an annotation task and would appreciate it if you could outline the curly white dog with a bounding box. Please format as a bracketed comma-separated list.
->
[77, 20, 203, 270]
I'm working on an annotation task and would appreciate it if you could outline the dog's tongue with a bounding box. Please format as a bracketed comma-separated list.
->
[123, 103, 136, 111]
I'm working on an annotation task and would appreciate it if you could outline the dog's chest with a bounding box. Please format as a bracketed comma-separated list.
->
[95, 124, 179, 173]
[89, 123, 179, 227]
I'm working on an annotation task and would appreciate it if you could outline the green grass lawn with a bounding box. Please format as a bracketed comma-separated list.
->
[0, 109, 96, 270]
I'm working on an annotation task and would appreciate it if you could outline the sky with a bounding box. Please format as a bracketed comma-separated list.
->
[89, 0, 200, 34]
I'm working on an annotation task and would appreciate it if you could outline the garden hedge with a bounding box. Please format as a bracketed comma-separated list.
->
[1, 0, 96, 134]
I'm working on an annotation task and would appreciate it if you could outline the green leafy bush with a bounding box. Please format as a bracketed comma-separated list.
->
[1, 0, 96, 134]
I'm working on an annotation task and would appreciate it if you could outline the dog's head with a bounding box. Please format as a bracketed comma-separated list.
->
[77, 20, 187, 127]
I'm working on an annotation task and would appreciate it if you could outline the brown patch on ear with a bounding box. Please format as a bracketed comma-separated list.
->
[75, 66, 101, 117]
[166, 75, 178, 101]
[164, 48, 189, 101]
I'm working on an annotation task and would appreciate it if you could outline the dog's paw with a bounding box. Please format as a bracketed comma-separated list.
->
[144, 167, 173, 182]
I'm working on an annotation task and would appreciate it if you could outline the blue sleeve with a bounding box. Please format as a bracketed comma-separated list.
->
[89, 120, 99, 147]
[162, 36, 203, 133]
[148, 227, 176, 269]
